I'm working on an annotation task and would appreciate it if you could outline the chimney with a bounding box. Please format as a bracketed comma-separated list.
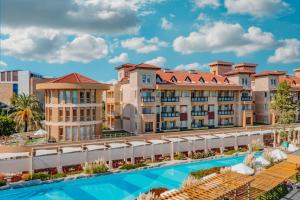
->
[208, 60, 233, 76]
[294, 68, 300, 77]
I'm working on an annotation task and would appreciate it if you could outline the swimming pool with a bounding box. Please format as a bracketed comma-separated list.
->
[0, 153, 261, 200]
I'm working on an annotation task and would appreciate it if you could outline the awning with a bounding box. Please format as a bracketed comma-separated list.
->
[108, 143, 129, 149]
[259, 130, 273, 135]
[215, 134, 233, 138]
[61, 147, 82, 154]
[165, 137, 185, 142]
[86, 145, 107, 151]
[0, 152, 30, 160]
[128, 141, 150, 147]
[181, 136, 203, 141]
[200, 135, 218, 139]
[35, 149, 57, 156]
[148, 139, 169, 144]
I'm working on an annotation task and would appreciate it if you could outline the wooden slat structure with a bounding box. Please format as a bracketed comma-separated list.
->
[162, 154, 300, 200]
[161, 171, 254, 200]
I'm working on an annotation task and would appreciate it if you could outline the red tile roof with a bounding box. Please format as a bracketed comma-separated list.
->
[49, 73, 99, 84]
[279, 75, 300, 85]
[115, 63, 160, 71]
[209, 60, 233, 66]
[294, 68, 300, 72]
[234, 63, 257, 68]
[156, 70, 236, 86]
[115, 63, 136, 70]
[252, 71, 286, 78]
[224, 69, 255, 76]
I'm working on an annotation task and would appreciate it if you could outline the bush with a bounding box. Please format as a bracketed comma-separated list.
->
[120, 163, 147, 170]
[51, 173, 66, 179]
[0, 180, 6, 187]
[190, 151, 215, 159]
[84, 159, 109, 174]
[31, 173, 51, 181]
[190, 167, 221, 179]
[174, 153, 187, 160]
[224, 150, 238, 155]
[0, 115, 15, 137]
[21, 174, 31, 181]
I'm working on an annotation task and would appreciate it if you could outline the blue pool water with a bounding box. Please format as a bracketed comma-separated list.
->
[0, 153, 261, 200]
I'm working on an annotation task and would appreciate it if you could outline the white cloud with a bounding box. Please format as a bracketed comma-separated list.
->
[1, 28, 108, 63]
[173, 22, 275, 56]
[175, 62, 209, 71]
[268, 39, 300, 64]
[224, 0, 290, 18]
[145, 56, 166, 67]
[102, 79, 118, 84]
[0, 60, 8, 67]
[108, 53, 129, 64]
[197, 13, 211, 22]
[194, 0, 220, 8]
[161, 17, 173, 30]
[121, 37, 168, 54]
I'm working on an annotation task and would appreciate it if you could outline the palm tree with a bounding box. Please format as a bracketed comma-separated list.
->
[10, 94, 42, 132]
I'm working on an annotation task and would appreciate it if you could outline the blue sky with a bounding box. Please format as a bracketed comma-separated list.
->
[1, 0, 300, 82]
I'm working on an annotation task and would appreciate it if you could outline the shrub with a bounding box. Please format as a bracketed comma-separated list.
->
[51, 173, 66, 179]
[0, 180, 6, 187]
[174, 153, 186, 160]
[31, 173, 50, 181]
[136, 192, 159, 200]
[181, 176, 203, 189]
[83, 159, 109, 174]
[190, 167, 221, 179]
[21, 173, 31, 181]
[120, 163, 147, 170]
[224, 150, 238, 155]
[0, 115, 15, 137]
[190, 151, 215, 159]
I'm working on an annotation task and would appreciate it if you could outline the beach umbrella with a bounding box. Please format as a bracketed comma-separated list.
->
[255, 157, 271, 167]
[287, 144, 299, 152]
[270, 149, 287, 162]
[231, 163, 254, 175]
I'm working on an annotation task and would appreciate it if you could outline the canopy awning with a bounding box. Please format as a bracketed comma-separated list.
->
[181, 136, 203, 141]
[35, 149, 57, 156]
[128, 141, 150, 146]
[215, 133, 233, 138]
[86, 145, 107, 151]
[0, 152, 30, 160]
[148, 139, 169, 144]
[165, 137, 185, 142]
[61, 147, 82, 154]
[200, 135, 218, 139]
[108, 143, 129, 149]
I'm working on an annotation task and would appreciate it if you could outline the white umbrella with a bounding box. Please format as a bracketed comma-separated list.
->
[287, 144, 299, 152]
[270, 149, 287, 162]
[34, 129, 47, 136]
[231, 163, 255, 175]
[255, 157, 271, 167]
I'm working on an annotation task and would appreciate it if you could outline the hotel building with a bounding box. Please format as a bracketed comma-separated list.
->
[106, 61, 254, 134]
[37, 73, 109, 142]
[0, 70, 46, 108]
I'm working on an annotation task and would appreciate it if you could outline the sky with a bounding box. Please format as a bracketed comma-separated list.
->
[1, 0, 300, 83]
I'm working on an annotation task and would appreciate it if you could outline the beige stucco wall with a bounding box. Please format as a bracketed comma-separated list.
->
[0, 83, 13, 105]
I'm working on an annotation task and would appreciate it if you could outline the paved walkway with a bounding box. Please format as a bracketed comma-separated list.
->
[281, 186, 300, 200]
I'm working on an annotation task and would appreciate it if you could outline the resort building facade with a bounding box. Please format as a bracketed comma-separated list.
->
[106, 61, 254, 134]
[0, 70, 46, 108]
[37, 73, 109, 142]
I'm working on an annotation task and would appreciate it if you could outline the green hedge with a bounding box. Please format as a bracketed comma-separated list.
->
[258, 184, 288, 200]
[190, 167, 221, 179]
[30, 172, 66, 181]
[120, 163, 147, 170]
[0, 180, 6, 187]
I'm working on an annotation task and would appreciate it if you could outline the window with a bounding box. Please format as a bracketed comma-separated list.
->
[92, 108, 96, 120]
[59, 127, 64, 140]
[49, 108, 52, 121]
[156, 75, 163, 83]
[91, 90, 96, 103]
[12, 71, 18, 81]
[142, 74, 151, 84]
[80, 109, 85, 121]
[86, 91, 91, 103]
[72, 91, 78, 104]
[80, 90, 85, 103]
[264, 104, 268, 111]
[145, 122, 153, 132]
[91, 125, 96, 139]
[86, 108, 91, 121]
[7, 71, 11, 81]
[271, 79, 277, 86]
[73, 109, 77, 121]
[13, 84, 18, 95]
[86, 126, 90, 140]
[65, 108, 70, 122]
[1, 72, 5, 81]
[65, 127, 71, 141]
[264, 92, 268, 98]
[80, 127, 85, 140]
[65, 90, 71, 104]
[72, 127, 78, 141]
[58, 90, 64, 104]
[58, 108, 63, 122]
[142, 107, 152, 114]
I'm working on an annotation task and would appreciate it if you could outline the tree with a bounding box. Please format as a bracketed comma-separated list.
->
[0, 115, 15, 136]
[10, 94, 42, 132]
[271, 81, 297, 125]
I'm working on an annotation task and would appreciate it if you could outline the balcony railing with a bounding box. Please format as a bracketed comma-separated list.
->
[191, 123, 207, 128]
[161, 126, 179, 130]
[161, 96, 179, 102]
[218, 123, 234, 126]
[161, 112, 179, 117]
[141, 96, 155, 102]
[191, 96, 208, 102]
[191, 111, 208, 116]
[241, 96, 252, 101]
[218, 110, 234, 115]
[218, 96, 234, 102]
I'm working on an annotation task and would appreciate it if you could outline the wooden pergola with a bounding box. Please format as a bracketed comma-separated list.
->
[161, 155, 300, 200]
[160, 171, 254, 200]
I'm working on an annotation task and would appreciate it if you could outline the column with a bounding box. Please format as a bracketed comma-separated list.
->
[131, 146, 134, 164]
[108, 148, 112, 169]
[273, 131, 277, 148]
[220, 137, 224, 154]
[234, 135, 238, 150]
[151, 144, 155, 162]
[204, 139, 208, 153]
[57, 150, 62, 173]
[170, 141, 174, 160]
[247, 134, 252, 152]
[29, 149, 34, 174]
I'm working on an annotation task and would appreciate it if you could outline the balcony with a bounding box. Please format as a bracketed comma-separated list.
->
[161, 96, 179, 102]
[191, 123, 207, 128]
[191, 96, 208, 102]
[241, 96, 252, 101]
[161, 112, 179, 117]
[141, 96, 155, 102]
[191, 111, 208, 116]
[218, 110, 234, 115]
[218, 96, 234, 102]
